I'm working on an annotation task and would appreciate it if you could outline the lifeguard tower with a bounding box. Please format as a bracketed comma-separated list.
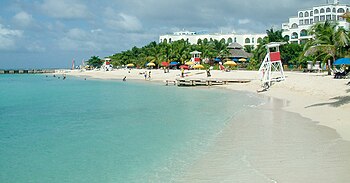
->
[258, 42, 286, 89]
[190, 51, 201, 64]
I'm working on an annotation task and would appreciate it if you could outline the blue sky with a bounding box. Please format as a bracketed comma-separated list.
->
[0, 0, 324, 69]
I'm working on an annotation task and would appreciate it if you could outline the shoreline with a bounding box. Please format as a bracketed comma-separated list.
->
[61, 69, 350, 141]
[59, 69, 350, 181]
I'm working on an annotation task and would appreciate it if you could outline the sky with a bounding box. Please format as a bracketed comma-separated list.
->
[0, 0, 330, 69]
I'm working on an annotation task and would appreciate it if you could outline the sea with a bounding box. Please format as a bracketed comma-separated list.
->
[0, 74, 263, 182]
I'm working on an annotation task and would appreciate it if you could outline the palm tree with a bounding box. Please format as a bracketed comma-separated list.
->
[303, 21, 350, 74]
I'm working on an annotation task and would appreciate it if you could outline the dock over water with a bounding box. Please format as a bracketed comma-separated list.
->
[166, 78, 251, 87]
[0, 69, 55, 74]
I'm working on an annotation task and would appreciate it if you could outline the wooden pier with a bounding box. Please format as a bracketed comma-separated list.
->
[166, 78, 251, 87]
[0, 69, 55, 74]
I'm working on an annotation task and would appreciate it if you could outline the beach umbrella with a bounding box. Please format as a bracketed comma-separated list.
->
[223, 61, 237, 66]
[126, 63, 134, 67]
[193, 64, 204, 69]
[161, 62, 169, 67]
[179, 65, 189, 69]
[170, 61, 179, 66]
[334, 58, 350, 65]
[214, 58, 221, 62]
[239, 58, 247, 62]
[147, 62, 156, 67]
[185, 61, 195, 65]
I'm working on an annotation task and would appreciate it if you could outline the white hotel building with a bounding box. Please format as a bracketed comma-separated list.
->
[159, 1, 349, 47]
[282, 0, 349, 44]
[159, 31, 266, 48]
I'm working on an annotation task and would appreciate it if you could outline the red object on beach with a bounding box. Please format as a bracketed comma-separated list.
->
[219, 64, 225, 70]
[179, 65, 189, 70]
[194, 57, 200, 62]
[161, 62, 169, 67]
[106, 61, 110, 65]
[270, 52, 281, 62]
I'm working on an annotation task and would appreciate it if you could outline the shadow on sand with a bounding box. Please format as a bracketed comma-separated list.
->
[306, 95, 350, 108]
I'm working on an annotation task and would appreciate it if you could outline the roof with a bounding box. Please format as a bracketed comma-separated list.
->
[228, 49, 253, 58]
[227, 42, 243, 49]
[227, 42, 252, 58]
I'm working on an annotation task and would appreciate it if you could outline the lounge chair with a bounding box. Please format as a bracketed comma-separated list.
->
[334, 69, 349, 79]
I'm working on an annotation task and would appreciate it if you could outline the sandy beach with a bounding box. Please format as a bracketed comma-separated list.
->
[60, 69, 350, 182]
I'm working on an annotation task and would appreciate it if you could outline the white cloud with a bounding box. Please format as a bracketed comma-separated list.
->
[91, 29, 102, 33]
[40, 0, 88, 19]
[67, 28, 88, 40]
[26, 42, 46, 52]
[0, 24, 23, 50]
[57, 28, 101, 51]
[104, 8, 142, 32]
[13, 11, 33, 27]
[238, 19, 251, 25]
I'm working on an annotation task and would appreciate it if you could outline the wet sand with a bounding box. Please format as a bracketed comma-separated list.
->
[181, 96, 350, 182]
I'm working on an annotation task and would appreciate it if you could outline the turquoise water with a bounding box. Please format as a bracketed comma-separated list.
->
[0, 74, 262, 182]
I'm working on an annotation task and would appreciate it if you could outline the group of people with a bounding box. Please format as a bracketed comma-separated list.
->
[144, 71, 151, 80]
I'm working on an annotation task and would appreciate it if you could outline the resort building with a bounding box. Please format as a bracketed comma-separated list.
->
[282, 0, 350, 44]
[159, 30, 266, 48]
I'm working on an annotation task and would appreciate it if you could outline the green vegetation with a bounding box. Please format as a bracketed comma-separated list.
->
[87, 19, 350, 71]
[87, 56, 103, 68]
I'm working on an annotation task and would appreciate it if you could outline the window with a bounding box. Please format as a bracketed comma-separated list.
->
[299, 20, 304, 25]
[314, 16, 319, 22]
[338, 8, 345, 13]
[338, 16, 344, 21]
[305, 19, 309, 24]
[310, 11, 313, 16]
[284, 35, 290, 41]
[320, 15, 325, 21]
[234, 37, 237, 42]
[227, 38, 233, 43]
[314, 9, 319, 14]
[305, 12, 309, 17]
[326, 8, 331, 12]
[300, 29, 307, 37]
[257, 37, 263, 43]
[291, 23, 298, 28]
[320, 8, 325, 13]
[245, 38, 250, 43]
[169, 38, 172, 43]
[299, 12, 304, 17]
[252, 38, 255, 43]
[333, 8, 336, 13]
[310, 19, 314, 24]
[326, 15, 331, 20]
[291, 32, 298, 39]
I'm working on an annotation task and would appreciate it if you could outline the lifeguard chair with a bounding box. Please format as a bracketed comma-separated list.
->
[258, 42, 286, 89]
[190, 51, 201, 64]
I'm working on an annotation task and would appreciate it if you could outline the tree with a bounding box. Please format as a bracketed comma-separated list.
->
[303, 21, 350, 74]
[87, 56, 102, 68]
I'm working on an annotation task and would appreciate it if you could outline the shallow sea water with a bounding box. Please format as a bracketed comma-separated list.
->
[0, 74, 262, 182]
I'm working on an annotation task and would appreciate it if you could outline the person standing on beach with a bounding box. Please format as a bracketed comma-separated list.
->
[181, 68, 184, 77]
[144, 72, 147, 80]
[206, 69, 211, 77]
[148, 71, 151, 79]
